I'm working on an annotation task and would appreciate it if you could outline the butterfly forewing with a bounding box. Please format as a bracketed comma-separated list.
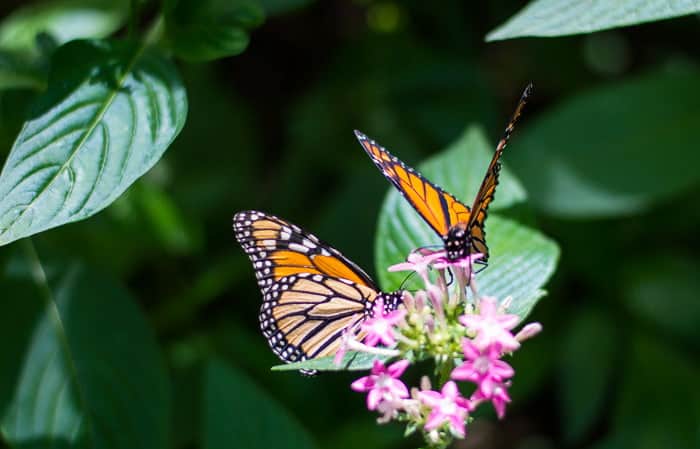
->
[354, 130, 471, 236]
[234, 211, 376, 291]
[466, 83, 533, 261]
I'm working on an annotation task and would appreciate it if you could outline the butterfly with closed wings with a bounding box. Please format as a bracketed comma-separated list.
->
[233, 211, 403, 369]
[355, 83, 532, 267]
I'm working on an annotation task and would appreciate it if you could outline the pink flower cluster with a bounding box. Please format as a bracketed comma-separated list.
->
[452, 297, 519, 418]
[340, 249, 542, 443]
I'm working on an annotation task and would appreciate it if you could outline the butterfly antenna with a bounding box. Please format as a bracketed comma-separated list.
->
[399, 271, 417, 290]
[445, 267, 454, 286]
[496, 82, 533, 153]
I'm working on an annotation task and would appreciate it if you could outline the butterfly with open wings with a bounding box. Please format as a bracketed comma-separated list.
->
[355, 83, 532, 266]
[233, 211, 403, 367]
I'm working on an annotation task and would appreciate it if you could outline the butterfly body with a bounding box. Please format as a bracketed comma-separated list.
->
[233, 210, 403, 367]
[355, 83, 532, 266]
[444, 224, 470, 261]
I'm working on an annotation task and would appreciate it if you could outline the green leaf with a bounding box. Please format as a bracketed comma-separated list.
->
[613, 334, 699, 449]
[465, 216, 558, 319]
[203, 358, 318, 449]
[507, 332, 556, 402]
[322, 418, 404, 449]
[0, 244, 170, 449]
[129, 181, 202, 254]
[259, 0, 315, 16]
[165, 0, 264, 62]
[271, 351, 389, 372]
[374, 126, 558, 321]
[0, 50, 45, 91]
[0, 0, 128, 54]
[486, 0, 700, 41]
[510, 69, 700, 218]
[0, 39, 187, 246]
[558, 308, 617, 444]
[623, 255, 700, 343]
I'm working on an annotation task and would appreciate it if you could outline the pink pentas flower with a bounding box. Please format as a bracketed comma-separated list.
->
[451, 340, 514, 397]
[388, 249, 446, 281]
[515, 322, 542, 342]
[431, 252, 483, 271]
[459, 296, 520, 352]
[362, 297, 406, 347]
[471, 382, 511, 419]
[351, 359, 410, 410]
[418, 381, 472, 437]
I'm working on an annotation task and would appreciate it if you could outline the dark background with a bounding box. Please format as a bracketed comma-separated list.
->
[1, 1, 699, 448]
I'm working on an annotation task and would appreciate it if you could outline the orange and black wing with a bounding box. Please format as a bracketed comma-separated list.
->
[467, 83, 533, 261]
[233, 210, 378, 292]
[233, 211, 401, 365]
[355, 130, 471, 237]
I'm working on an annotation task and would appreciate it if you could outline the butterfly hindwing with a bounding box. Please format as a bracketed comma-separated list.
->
[354, 130, 471, 236]
[260, 273, 377, 363]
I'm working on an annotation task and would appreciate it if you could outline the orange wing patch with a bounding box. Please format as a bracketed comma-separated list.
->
[233, 210, 378, 291]
[313, 255, 368, 286]
[355, 130, 471, 237]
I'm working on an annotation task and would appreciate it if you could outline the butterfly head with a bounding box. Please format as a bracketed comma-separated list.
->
[444, 226, 470, 261]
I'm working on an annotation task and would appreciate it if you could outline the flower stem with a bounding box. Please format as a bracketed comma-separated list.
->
[435, 358, 454, 387]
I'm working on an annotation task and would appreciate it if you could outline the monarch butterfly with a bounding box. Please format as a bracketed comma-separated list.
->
[233, 211, 403, 369]
[355, 83, 532, 265]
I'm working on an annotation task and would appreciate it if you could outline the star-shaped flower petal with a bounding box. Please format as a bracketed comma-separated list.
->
[459, 297, 520, 351]
[362, 297, 406, 347]
[351, 359, 411, 410]
[418, 381, 472, 437]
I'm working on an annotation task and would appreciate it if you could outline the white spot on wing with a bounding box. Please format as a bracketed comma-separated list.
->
[288, 243, 308, 253]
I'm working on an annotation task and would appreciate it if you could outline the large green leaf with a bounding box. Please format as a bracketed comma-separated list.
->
[623, 255, 700, 343]
[0, 245, 170, 449]
[510, 69, 700, 218]
[486, 0, 700, 41]
[164, 0, 264, 62]
[612, 335, 699, 449]
[0, 0, 128, 53]
[271, 351, 389, 372]
[203, 358, 318, 449]
[374, 126, 557, 320]
[0, 50, 45, 91]
[558, 308, 617, 444]
[0, 39, 187, 246]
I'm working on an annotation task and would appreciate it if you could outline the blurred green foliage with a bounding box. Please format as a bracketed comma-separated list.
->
[0, 0, 698, 449]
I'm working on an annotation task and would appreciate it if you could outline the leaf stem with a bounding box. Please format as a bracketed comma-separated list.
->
[143, 15, 165, 47]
